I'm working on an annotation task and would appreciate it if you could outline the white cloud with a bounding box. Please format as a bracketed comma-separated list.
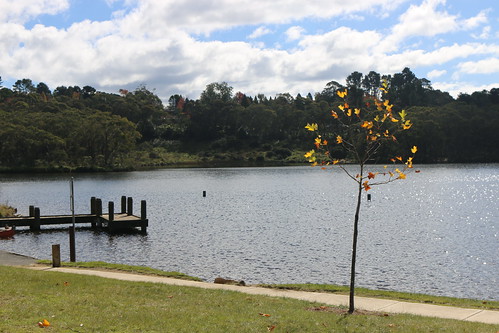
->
[285, 26, 305, 41]
[114, 0, 407, 36]
[0, 0, 69, 23]
[462, 9, 489, 30]
[458, 58, 499, 74]
[248, 26, 272, 39]
[427, 69, 446, 79]
[433, 81, 498, 97]
[472, 26, 492, 40]
[0, 0, 497, 103]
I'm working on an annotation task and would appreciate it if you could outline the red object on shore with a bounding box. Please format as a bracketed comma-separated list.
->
[0, 226, 15, 238]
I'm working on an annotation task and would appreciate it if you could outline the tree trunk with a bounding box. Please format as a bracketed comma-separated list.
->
[348, 177, 363, 314]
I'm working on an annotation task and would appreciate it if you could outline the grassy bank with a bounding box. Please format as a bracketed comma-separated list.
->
[1, 266, 497, 332]
[37, 260, 499, 311]
[36, 260, 202, 281]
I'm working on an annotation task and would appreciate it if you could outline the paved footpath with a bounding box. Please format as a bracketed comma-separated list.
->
[1, 251, 498, 325]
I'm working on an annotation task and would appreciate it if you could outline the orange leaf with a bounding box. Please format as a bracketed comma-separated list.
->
[259, 313, 271, 317]
[368, 172, 376, 179]
[363, 181, 371, 191]
[331, 110, 339, 119]
[268, 325, 276, 331]
[395, 156, 402, 161]
[38, 319, 50, 327]
[336, 135, 343, 144]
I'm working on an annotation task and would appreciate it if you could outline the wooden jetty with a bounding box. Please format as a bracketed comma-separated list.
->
[0, 196, 148, 233]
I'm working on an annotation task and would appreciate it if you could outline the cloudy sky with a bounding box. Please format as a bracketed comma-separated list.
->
[0, 0, 498, 103]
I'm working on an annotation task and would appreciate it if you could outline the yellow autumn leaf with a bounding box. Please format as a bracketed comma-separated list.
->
[390, 117, 399, 122]
[354, 108, 361, 116]
[337, 89, 347, 98]
[399, 109, 407, 121]
[333, 159, 340, 165]
[402, 120, 412, 130]
[336, 135, 343, 144]
[314, 137, 322, 148]
[331, 110, 339, 118]
[305, 123, 318, 131]
[304, 150, 315, 158]
[361, 121, 373, 129]
[338, 104, 345, 111]
[411, 146, 418, 154]
[398, 172, 406, 179]
[346, 108, 352, 117]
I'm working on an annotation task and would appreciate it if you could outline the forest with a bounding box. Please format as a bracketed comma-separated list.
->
[0, 67, 498, 172]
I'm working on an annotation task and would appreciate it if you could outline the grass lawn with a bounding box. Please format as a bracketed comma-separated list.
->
[1, 266, 497, 332]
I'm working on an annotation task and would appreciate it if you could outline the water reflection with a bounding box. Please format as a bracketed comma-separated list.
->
[1, 164, 498, 301]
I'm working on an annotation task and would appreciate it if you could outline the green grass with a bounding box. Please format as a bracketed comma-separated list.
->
[0, 266, 497, 333]
[36, 260, 202, 281]
[259, 283, 499, 311]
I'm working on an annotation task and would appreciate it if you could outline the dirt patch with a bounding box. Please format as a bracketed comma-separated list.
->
[307, 306, 389, 317]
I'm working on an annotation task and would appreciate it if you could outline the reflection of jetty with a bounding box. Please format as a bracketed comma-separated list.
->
[0, 196, 148, 233]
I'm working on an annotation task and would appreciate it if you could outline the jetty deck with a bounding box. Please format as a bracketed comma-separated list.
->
[0, 196, 148, 232]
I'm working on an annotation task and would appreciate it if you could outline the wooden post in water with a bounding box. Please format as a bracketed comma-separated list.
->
[96, 198, 102, 216]
[141, 200, 147, 232]
[51, 244, 61, 267]
[141, 200, 146, 220]
[31, 207, 41, 231]
[121, 196, 127, 214]
[90, 197, 97, 228]
[127, 197, 133, 216]
[90, 197, 96, 214]
[108, 201, 114, 221]
[29, 205, 35, 217]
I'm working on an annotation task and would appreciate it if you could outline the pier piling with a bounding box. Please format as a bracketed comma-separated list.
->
[31, 207, 41, 231]
[127, 197, 133, 216]
[108, 201, 114, 221]
[121, 196, 127, 214]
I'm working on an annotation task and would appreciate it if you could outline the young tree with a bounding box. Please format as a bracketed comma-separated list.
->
[304, 81, 417, 314]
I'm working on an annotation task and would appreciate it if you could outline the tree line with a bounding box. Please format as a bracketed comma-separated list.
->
[0, 67, 498, 171]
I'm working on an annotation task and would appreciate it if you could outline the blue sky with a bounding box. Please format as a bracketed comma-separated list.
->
[0, 0, 498, 102]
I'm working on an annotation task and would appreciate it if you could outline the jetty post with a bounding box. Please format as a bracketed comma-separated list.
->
[121, 196, 127, 214]
[90, 197, 97, 228]
[141, 200, 147, 232]
[31, 207, 41, 231]
[127, 197, 133, 216]
[108, 201, 114, 221]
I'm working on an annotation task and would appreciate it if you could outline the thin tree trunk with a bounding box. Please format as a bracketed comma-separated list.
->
[348, 172, 364, 314]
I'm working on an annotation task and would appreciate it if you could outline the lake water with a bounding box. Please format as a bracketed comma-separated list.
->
[0, 164, 498, 301]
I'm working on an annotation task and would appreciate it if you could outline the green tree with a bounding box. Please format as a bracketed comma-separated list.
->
[304, 83, 417, 314]
[13, 78, 36, 94]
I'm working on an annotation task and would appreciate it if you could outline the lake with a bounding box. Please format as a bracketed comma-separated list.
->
[0, 164, 498, 301]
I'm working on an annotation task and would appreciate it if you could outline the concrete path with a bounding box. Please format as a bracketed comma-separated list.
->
[28, 266, 499, 325]
[1, 250, 498, 325]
